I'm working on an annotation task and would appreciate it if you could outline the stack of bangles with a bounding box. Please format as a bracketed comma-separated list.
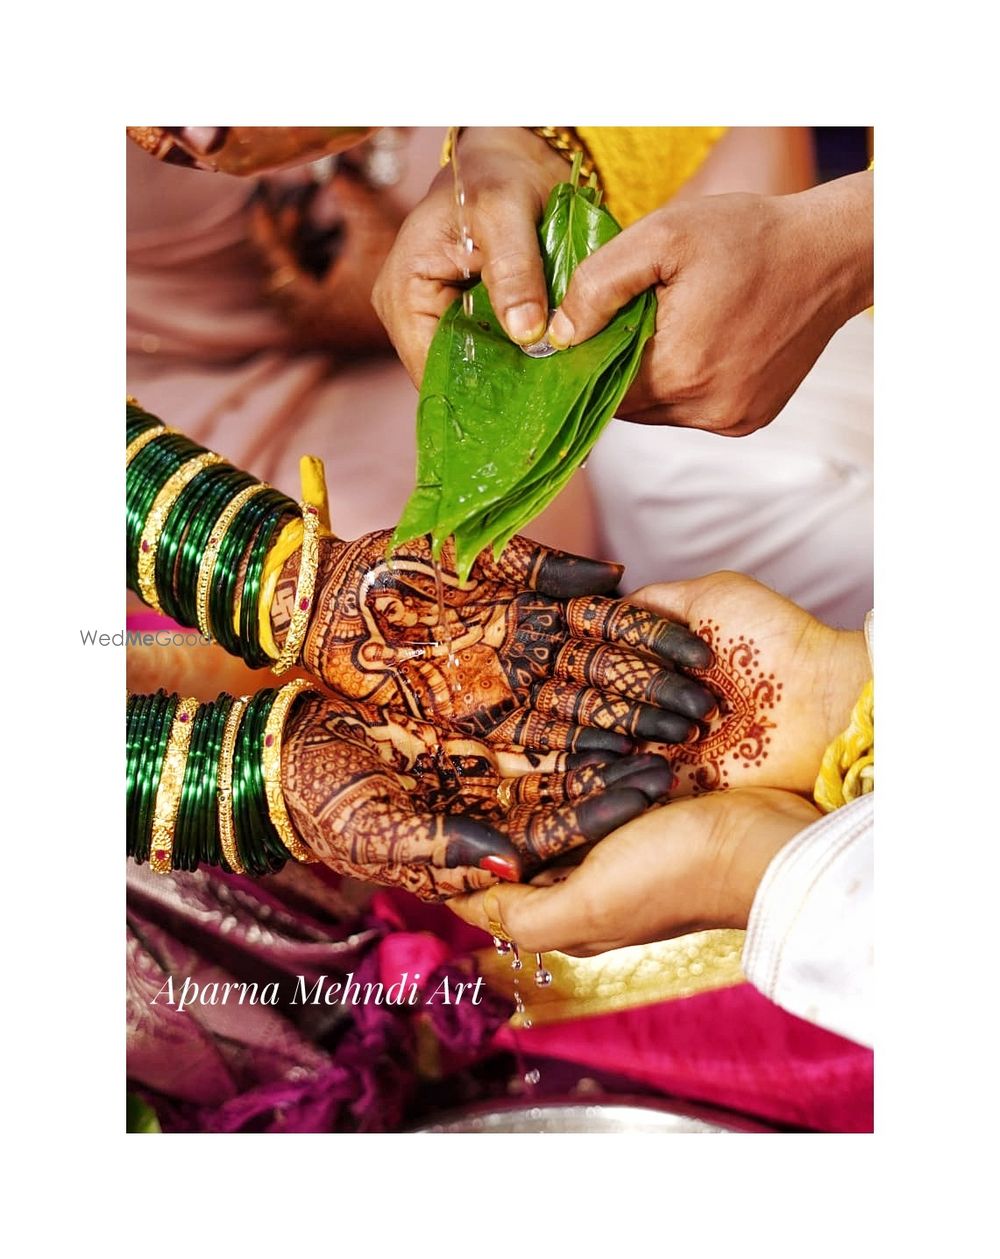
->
[126, 398, 324, 673]
[126, 680, 317, 875]
[127, 396, 329, 874]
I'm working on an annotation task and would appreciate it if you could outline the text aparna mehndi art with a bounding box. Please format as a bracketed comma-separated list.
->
[150, 972, 486, 1014]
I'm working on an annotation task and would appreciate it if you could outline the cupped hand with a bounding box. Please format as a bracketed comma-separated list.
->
[449, 786, 820, 952]
[372, 127, 569, 385]
[282, 691, 673, 902]
[271, 530, 717, 755]
[626, 572, 871, 796]
[547, 172, 874, 435]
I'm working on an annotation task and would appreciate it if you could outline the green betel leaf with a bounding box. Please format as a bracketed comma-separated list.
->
[392, 174, 657, 581]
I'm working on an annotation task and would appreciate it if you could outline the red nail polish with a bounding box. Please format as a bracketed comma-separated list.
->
[685, 724, 701, 745]
[480, 854, 520, 882]
[703, 704, 719, 721]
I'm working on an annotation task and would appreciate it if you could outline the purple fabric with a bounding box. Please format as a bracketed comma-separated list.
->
[128, 867, 872, 1132]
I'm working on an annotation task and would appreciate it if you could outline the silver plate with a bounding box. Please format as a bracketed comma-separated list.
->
[414, 1096, 774, 1134]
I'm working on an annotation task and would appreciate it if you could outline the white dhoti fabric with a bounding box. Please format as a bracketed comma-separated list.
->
[743, 793, 873, 1047]
[588, 313, 874, 629]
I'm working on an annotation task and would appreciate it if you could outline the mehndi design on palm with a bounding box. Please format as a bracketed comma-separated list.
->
[281, 692, 673, 901]
[272, 530, 717, 754]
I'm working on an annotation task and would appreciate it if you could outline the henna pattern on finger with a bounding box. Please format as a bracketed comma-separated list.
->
[270, 529, 711, 755]
[668, 619, 782, 795]
[279, 692, 646, 900]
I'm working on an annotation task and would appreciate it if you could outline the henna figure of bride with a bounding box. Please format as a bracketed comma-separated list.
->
[272, 530, 719, 756]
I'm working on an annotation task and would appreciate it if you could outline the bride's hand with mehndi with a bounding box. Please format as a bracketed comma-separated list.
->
[271, 530, 718, 756]
[282, 691, 674, 901]
[625, 572, 871, 796]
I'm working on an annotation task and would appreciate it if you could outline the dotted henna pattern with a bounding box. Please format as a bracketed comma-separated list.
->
[672, 619, 782, 795]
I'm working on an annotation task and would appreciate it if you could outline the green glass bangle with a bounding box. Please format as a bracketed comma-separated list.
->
[140, 691, 177, 865]
[239, 690, 288, 874]
[126, 414, 160, 445]
[231, 692, 270, 875]
[153, 462, 243, 625]
[239, 513, 289, 669]
[208, 488, 293, 658]
[126, 431, 203, 508]
[174, 469, 257, 630]
[245, 690, 290, 871]
[203, 695, 233, 870]
[173, 700, 211, 872]
[127, 403, 162, 443]
[231, 693, 267, 875]
[132, 690, 177, 865]
[127, 692, 158, 861]
[126, 434, 206, 592]
[126, 693, 152, 859]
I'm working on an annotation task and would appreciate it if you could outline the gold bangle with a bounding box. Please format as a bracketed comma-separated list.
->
[195, 483, 271, 640]
[137, 452, 225, 611]
[217, 697, 249, 875]
[271, 502, 320, 676]
[258, 455, 333, 661]
[125, 424, 169, 469]
[262, 678, 317, 863]
[528, 127, 597, 185]
[149, 696, 200, 874]
[258, 518, 304, 660]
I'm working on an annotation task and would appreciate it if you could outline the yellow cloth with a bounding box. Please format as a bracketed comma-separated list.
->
[441, 127, 727, 226]
[813, 680, 875, 813]
[576, 126, 728, 225]
[256, 455, 333, 659]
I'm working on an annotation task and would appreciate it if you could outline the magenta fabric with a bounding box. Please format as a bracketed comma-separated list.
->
[371, 892, 873, 1132]
[128, 862, 872, 1133]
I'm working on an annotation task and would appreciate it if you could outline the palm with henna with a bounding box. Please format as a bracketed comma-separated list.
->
[627, 572, 871, 796]
[281, 691, 673, 902]
[272, 530, 717, 757]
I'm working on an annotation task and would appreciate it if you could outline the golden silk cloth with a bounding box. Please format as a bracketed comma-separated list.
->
[477, 930, 746, 1026]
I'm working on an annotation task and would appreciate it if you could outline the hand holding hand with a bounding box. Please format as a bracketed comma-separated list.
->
[449, 786, 820, 952]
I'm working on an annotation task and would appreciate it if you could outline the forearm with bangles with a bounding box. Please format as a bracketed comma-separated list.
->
[126, 399, 325, 676]
[126, 679, 317, 878]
